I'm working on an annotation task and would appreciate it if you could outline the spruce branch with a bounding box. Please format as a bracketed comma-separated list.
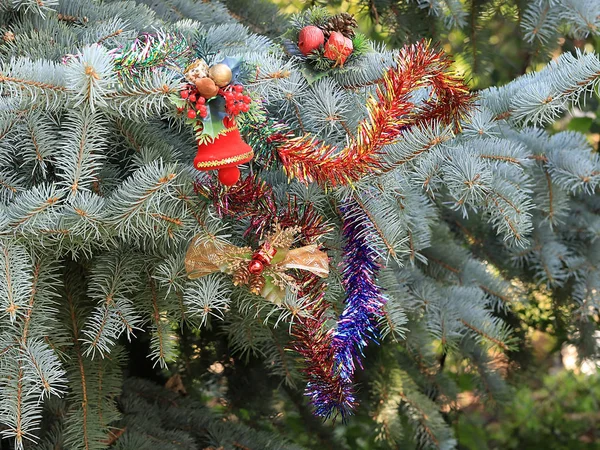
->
[56, 110, 108, 199]
[65, 44, 116, 112]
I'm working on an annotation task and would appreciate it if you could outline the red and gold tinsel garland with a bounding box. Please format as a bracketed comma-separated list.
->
[276, 40, 473, 186]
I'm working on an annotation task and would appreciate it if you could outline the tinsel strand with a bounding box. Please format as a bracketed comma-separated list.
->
[292, 277, 356, 418]
[111, 32, 190, 79]
[332, 200, 386, 382]
[276, 40, 473, 186]
[296, 199, 387, 419]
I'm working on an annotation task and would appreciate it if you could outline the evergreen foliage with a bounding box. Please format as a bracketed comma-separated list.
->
[0, 0, 598, 449]
[344, 0, 600, 88]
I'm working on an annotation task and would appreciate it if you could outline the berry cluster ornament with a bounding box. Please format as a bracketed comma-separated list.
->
[289, 10, 359, 70]
[185, 224, 329, 303]
[222, 84, 251, 115]
[174, 57, 254, 186]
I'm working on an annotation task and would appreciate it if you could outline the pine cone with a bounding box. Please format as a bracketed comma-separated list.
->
[321, 13, 357, 39]
[248, 273, 265, 295]
[232, 264, 250, 286]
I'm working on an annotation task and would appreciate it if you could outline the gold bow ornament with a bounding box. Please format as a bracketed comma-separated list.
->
[185, 225, 329, 303]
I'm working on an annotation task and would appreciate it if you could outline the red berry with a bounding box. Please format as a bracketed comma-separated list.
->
[248, 259, 264, 275]
[177, 106, 184, 113]
[241, 104, 250, 112]
[187, 109, 197, 119]
[243, 95, 251, 103]
[189, 94, 197, 102]
[180, 90, 189, 99]
[234, 85, 244, 93]
[197, 96, 205, 104]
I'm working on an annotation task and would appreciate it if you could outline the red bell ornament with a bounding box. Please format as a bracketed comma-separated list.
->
[193, 117, 254, 186]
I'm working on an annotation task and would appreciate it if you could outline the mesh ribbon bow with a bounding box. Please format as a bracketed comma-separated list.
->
[185, 226, 329, 302]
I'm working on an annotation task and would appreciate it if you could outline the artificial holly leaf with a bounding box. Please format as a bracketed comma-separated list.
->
[219, 56, 243, 84]
[300, 65, 329, 84]
[200, 96, 228, 138]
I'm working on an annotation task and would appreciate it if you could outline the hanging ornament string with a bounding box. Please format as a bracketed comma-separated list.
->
[276, 40, 473, 186]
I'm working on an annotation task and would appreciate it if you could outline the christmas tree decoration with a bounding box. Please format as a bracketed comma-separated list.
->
[298, 25, 325, 56]
[193, 117, 253, 186]
[184, 58, 210, 83]
[185, 224, 329, 302]
[111, 34, 255, 186]
[173, 56, 255, 185]
[332, 200, 386, 382]
[112, 32, 190, 78]
[293, 304, 356, 418]
[285, 7, 362, 73]
[322, 12, 358, 38]
[209, 63, 233, 87]
[291, 200, 387, 419]
[323, 31, 353, 66]
[277, 41, 473, 186]
[194, 76, 219, 98]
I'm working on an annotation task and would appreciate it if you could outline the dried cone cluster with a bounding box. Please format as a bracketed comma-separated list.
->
[232, 263, 250, 286]
[321, 12, 357, 39]
[248, 274, 265, 295]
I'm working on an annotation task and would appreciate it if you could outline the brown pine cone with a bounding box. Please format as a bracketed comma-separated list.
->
[248, 273, 265, 295]
[232, 264, 250, 286]
[321, 12, 357, 39]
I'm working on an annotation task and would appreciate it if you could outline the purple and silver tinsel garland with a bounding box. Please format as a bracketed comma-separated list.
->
[330, 199, 386, 404]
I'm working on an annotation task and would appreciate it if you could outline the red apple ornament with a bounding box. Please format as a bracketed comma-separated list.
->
[324, 31, 353, 66]
[298, 25, 325, 56]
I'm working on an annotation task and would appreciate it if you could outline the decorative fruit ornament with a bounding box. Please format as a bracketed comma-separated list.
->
[193, 117, 254, 187]
[195, 77, 219, 99]
[323, 31, 353, 66]
[209, 63, 233, 87]
[184, 59, 209, 84]
[298, 25, 325, 56]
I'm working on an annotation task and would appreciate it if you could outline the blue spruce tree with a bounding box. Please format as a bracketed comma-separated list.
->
[0, 1, 598, 449]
